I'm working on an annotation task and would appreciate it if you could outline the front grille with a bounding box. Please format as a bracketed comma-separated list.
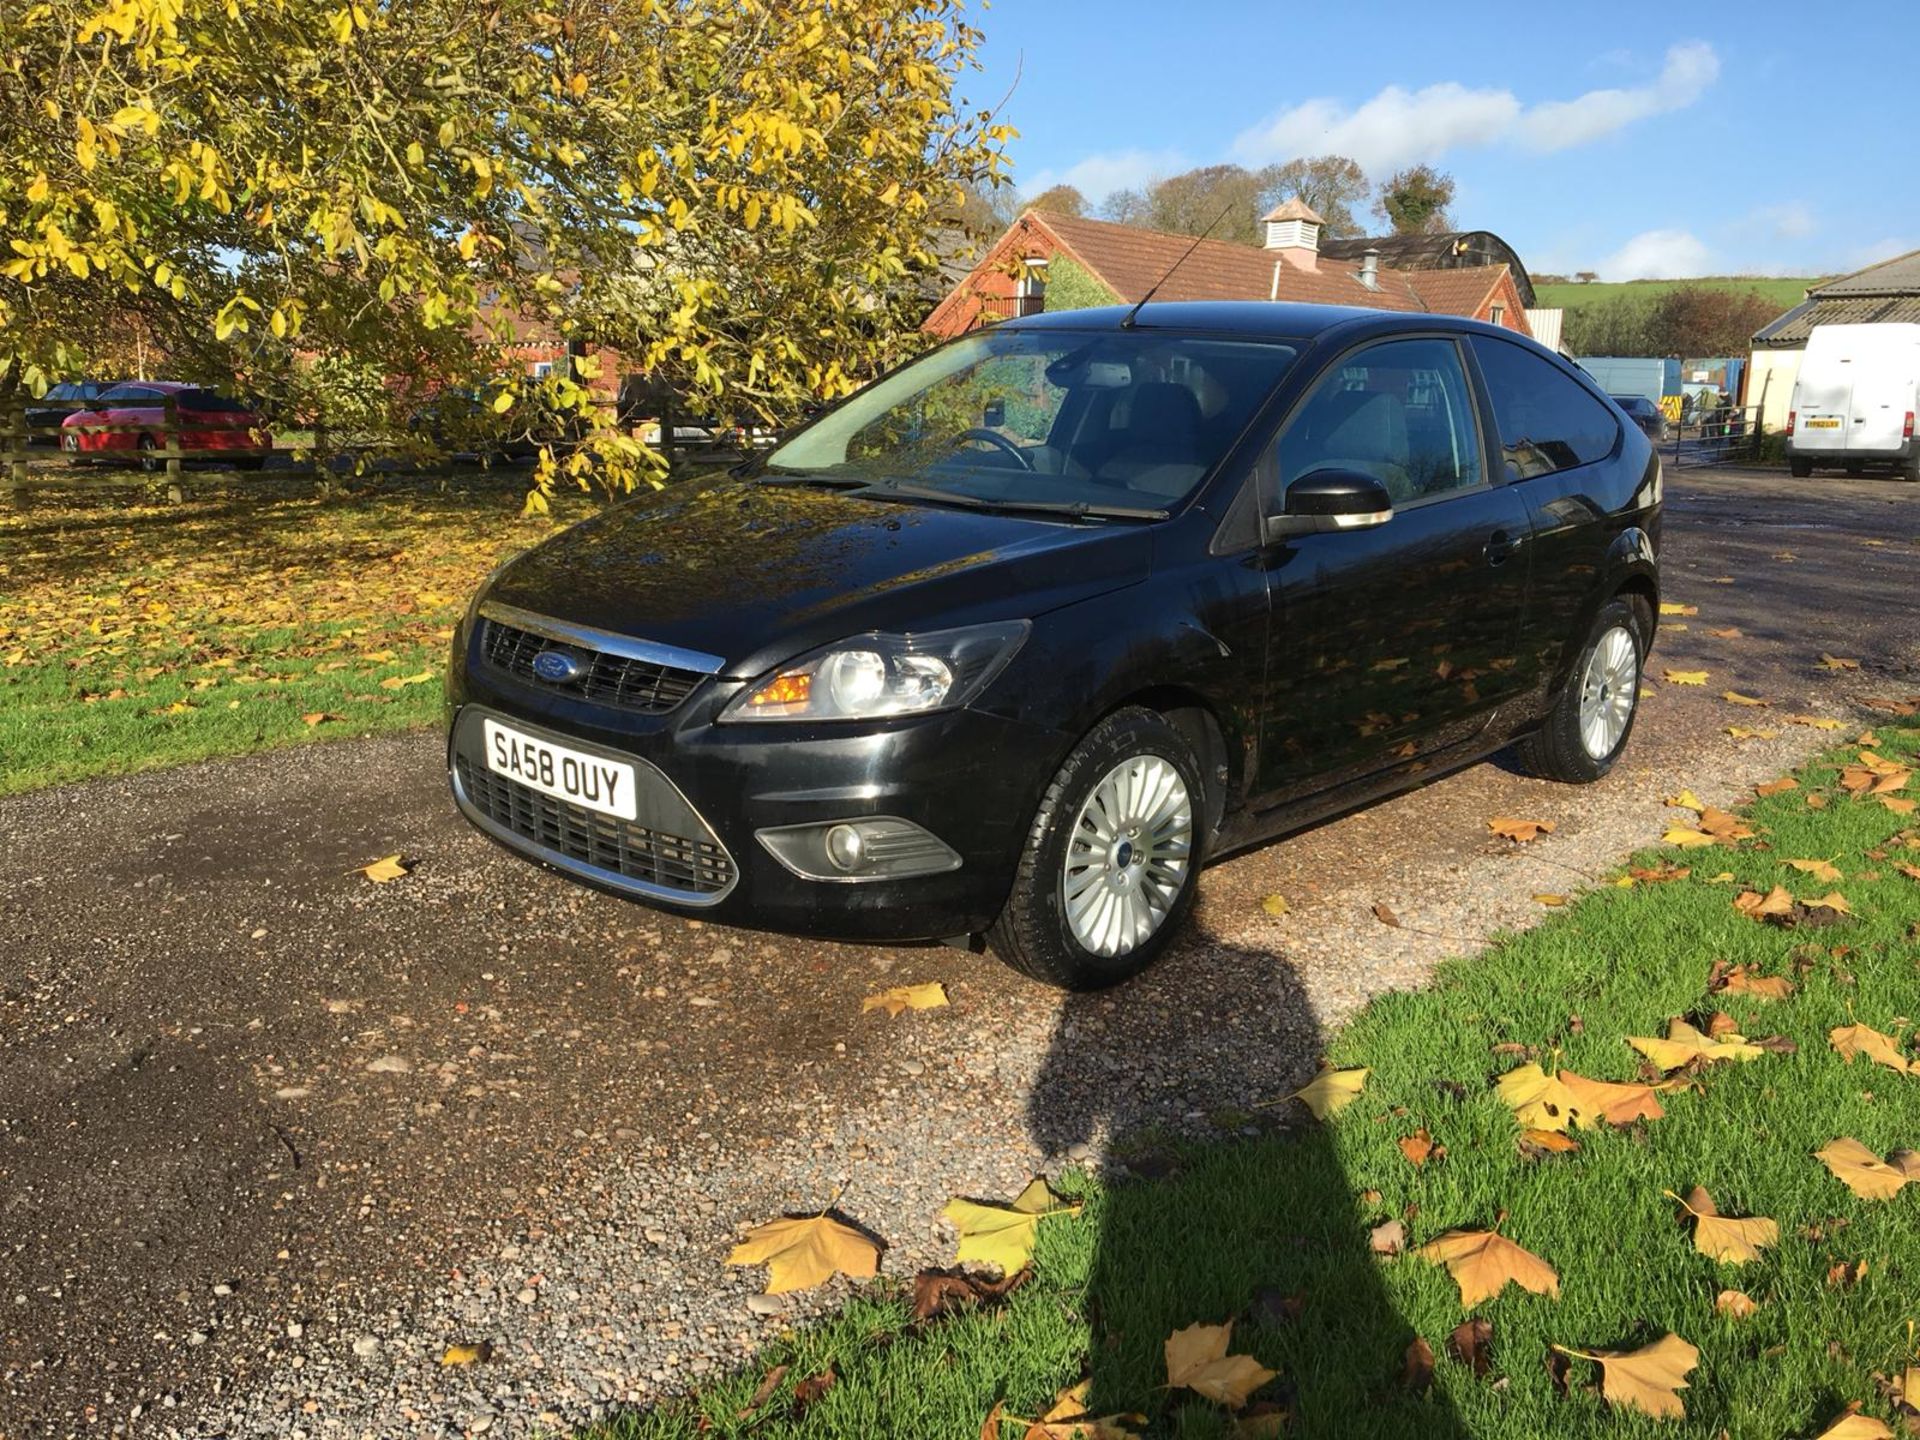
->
[455, 755, 735, 896]
[482, 619, 704, 714]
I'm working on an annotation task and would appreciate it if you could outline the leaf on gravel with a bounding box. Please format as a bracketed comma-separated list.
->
[1659, 603, 1698, 616]
[1497, 1064, 1584, 1132]
[1489, 816, 1554, 843]
[1756, 777, 1799, 795]
[942, 1178, 1078, 1275]
[360, 854, 411, 883]
[365, 1054, 411, 1074]
[1402, 1336, 1436, 1392]
[440, 1340, 491, 1366]
[1629, 1019, 1764, 1069]
[1788, 714, 1846, 730]
[1829, 1023, 1911, 1075]
[1264, 1065, 1369, 1119]
[1818, 654, 1862, 670]
[1814, 1410, 1896, 1440]
[1533, 893, 1569, 906]
[1448, 1318, 1494, 1377]
[1862, 697, 1920, 716]
[1664, 825, 1719, 848]
[1723, 691, 1769, 707]
[1259, 893, 1291, 917]
[1560, 1071, 1670, 1126]
[1564, 1333, 1698, 1420]
[1714, 1289, 1758, 1319]
[1725, 725, 1779, 740]
[1707, 625, 1742, 638]
[1664, 669, 1708, 685]
[1816, 1139, 1915, 1201]
[861, 982, 948, 1017]
[1666, 789, 1705, 812]
[727, 1209, 881, 1294]
[1712, 963, 1795, 1000]
[1372, 902, 1402, 927]
[1788, 858, 1845, 882]
[1164, 1321, 1276, 1407]
[1417, 1229, 1559, 1306]
[1673, 1186, 1777, 1264]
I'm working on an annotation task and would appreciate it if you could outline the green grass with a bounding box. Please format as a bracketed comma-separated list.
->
[1533, 277, 1820, 312]
[0, 473, 578, 793]
[597, 726, 1920, 1440]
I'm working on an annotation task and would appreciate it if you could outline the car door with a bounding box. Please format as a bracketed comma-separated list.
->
[1251, 335, 1532, 808]
[1467, 335, 1628, 695]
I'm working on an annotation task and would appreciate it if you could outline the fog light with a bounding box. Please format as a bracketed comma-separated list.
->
[824, 823, 865, 872]
[756, 816, 963, 883]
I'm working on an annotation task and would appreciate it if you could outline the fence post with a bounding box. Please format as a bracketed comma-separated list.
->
[162, 394, 184, 501]
[3, 393, 26, 503]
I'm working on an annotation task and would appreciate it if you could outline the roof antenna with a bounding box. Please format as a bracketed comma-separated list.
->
[1119, 201, 1237, 329]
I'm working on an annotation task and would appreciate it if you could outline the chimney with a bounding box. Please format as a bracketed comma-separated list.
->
[1358, 248, 1380, 291]
[1260, 198, 1322, 272]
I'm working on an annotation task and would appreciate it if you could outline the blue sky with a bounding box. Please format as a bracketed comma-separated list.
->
[959, 0, 1916, 280]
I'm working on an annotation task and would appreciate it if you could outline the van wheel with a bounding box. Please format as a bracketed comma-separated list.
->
[1900, 455, 1919, 483]
[1516, 596, 1647, 785]
[989, 707, 1205, 989]
[1789, 458, 1812, 478]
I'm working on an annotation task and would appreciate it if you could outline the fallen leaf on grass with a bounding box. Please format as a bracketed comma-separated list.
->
[1560, 1071, 1670, 1125]
[1554, 1333, 1698, 1420]
[793, 1370, 836, 1411]
[1712, 963, 1795, 1000]
[359, 854, 411, 884]
[727, 1209, 881, 1294]
[1672, 1186, 1777, 1264]
[1714, 1289, 1757, 1319]
[911, 1266, 1027, 1322]
[1788, 858, 1845, 883]
[942, 1178, 1078, 1275]
[1448, 1318, 1494, 1377]
[1009, 1380, 1145, 1439]
[1826, 1259, 1869, 1290]
[1402, 1336, 1436, 1392]
[1497, 1064, 1581, 1131]
[1520, 1128, 1581, 1157]
[1814, 1409, 1895, 1440]
[1417, 1228, 1559, 1306]
[862, 982, 949, 1017]
[1816, 1139, 1916, 1201]
[1829, 1023, 1911, 1075]
[1756, 776, 1800, 796]
[440, 1341, 491, 1366]
[1699, 806, 1754, 840]
[1369, 1219, 1406, 1256]
[1489, 816, 1554, 843]
[1629, 1019, 1764, 1069]
[1164, 1322, 1276, 1407]
[1629, 862, 1691, 883]
[377, 669, 435, 690]
[1259, 1065, 1368, 1119]
[738, 1363, 790, 1416]
[1664, 826, 1719, 848]
[1398, 1129, 1440, 1167]
[301, 711, 343, 727]
[1664, 669, 1708, 686]
[1881, 796, 1917, 815]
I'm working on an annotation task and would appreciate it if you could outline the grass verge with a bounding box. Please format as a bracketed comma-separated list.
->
[0, 474, 580, 794]
[1532, 276, 1819, 311]
[597, 725, 1920, 1439]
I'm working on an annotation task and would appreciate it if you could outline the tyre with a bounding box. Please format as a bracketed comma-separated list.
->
[1789, 457, 1813, 478]
[1515, 596, 1648, 784]
[989, 706, 1205, 989]
[138, 434, 161, 473]
[1901, 454, 1919, 483]
[61, 430, 84, 464]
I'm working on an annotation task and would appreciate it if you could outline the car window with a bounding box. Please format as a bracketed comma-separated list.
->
[1276, 337, 1483, 506]
[100, 385, 161, 403]
[1473, 337, 1620, 479]
[178, 390, 248, 414]
[43, 383, 74, 401]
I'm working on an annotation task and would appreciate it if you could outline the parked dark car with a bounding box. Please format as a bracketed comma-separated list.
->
[61, 381, 270, 469]
[1610, 393, 1670, 442]
[24, 380, 123, 443]
[447, 303, 1661, 988]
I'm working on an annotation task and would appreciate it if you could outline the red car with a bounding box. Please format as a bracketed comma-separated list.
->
[61, 381, 271, 470]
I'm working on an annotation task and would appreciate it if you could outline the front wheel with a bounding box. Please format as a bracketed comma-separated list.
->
[1515, 597, 1647, 784]
[989, 707, 1205, 989]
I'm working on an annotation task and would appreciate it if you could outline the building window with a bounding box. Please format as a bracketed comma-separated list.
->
[532, 361, 555, 378]
[1488, 304, 1506, 327]
[1014, 256, 1048, 317]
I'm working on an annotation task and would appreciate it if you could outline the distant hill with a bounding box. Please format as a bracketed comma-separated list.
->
[1533, 277, 1821, 312]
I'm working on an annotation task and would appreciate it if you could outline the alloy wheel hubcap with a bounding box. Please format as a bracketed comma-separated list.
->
[1062, 754, 1193, 958]
[1578, 625, 1639, 759]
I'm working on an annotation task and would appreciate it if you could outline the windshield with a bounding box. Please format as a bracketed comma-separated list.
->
[766, 328, 1297, 513]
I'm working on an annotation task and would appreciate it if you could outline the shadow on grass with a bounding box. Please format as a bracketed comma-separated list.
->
[1027, 935, 1469, 1438]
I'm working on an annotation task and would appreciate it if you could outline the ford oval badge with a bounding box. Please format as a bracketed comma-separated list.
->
[531, 649, 585, 684]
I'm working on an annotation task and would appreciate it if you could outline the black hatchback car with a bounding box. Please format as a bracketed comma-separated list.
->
[448, 303, 1660, 988]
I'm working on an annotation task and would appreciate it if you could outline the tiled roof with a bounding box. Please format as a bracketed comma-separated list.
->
[1754, 294, 1920, 347]
[1401, 265, 1511, 319]
[1261, 198, 1323, 224]
[1809, 247, 1920, 297]
[1039, 212, 1431, 313]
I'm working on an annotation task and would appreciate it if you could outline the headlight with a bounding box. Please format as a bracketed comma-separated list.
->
[720, 621, 1029, 723]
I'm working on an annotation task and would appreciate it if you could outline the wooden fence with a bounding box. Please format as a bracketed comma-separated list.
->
[0, 394, 272, 502]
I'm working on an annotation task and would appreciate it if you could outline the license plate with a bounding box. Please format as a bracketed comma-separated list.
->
[1804, 417, 1841, 428]
[482, 718, 637, 820]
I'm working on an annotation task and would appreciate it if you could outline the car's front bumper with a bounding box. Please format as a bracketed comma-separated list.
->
[445, 646, 1073, 943]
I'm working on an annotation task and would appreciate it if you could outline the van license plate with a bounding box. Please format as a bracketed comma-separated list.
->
[482, 718, 637, 820]
[1804, 417, 1841, 428]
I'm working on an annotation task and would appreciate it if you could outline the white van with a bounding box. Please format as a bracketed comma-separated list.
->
[1787, 322, 1920, 480]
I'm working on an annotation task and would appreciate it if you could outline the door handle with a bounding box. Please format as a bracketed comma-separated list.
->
[1484, 529, 1525, 565]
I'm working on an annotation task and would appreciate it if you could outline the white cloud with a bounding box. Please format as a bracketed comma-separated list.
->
[1751, 201, 1815, 240]
[1227, 42, 1717, 173]
[1517, 42, 1717, 151]
[1599, 228, 1713, 280]
[1022, 147, 1187, 201]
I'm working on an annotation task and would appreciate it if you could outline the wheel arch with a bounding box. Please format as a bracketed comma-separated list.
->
[1096, 685, 1233, 837]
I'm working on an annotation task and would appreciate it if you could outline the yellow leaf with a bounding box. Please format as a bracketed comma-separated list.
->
[1817, 654, 1861, 671]
[1659, 602, 1697, 616]
[491, 389, 515, 414]
[1163, 1322, 1276, 1407]
[1788, 714, 1845, 731]
[1559, 1070, 1669, 1127]
[1815, 1138, 1914, 1201]
[1733, 884, 1797, 920]
[1722, 691, 1768, 707]
[877, 180, 901, 206]
[1814, 1413, 1895, 1440]
[1714, 1288, 1758, 1319]
[1664, 826, 1718, 848]
[440, 1341, 490, 1366]
[360, 854, 410, 883]
[377, 670, 435, 689]
[727, 1209, 881, 1294]
[1265, 1065, 1368, 1120]
[861, 982, 948, 1017]
[1496, 1063, 1581, 1132]
[941, 1177, 1077, 1275]
[1627, 1019, 1763, 1070]
[1259, 893, 1290, 917]
[1673, 1186, 1777, 1264]
[1829, 1023, 1910, 1075]
[1416, 1229, 1559, 1306]
[1663, 669, 1708, 685]
[1786, 858, 1843, 883]
[1579, 1333, 1698, 1420]
[1533, 893, 1568, 906]
[1665, 789, 1704, 813]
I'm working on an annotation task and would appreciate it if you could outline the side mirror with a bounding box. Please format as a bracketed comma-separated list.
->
[1264, 468, 1395, 542]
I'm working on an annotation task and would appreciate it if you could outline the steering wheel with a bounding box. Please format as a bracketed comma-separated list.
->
[951, 427, 1034, 470]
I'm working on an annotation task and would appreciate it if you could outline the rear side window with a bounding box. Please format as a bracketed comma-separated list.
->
[1472, 337, 1620, 479]
[101, 385, 162, 403]
[178, 390, 248, 414]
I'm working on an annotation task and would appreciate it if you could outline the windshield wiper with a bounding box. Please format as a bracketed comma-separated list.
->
[754, 467, 872, 488]
[854, 481, 1169, 522]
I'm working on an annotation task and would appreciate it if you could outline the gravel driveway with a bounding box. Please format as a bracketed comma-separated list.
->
[2, 467, 1914, 1438]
